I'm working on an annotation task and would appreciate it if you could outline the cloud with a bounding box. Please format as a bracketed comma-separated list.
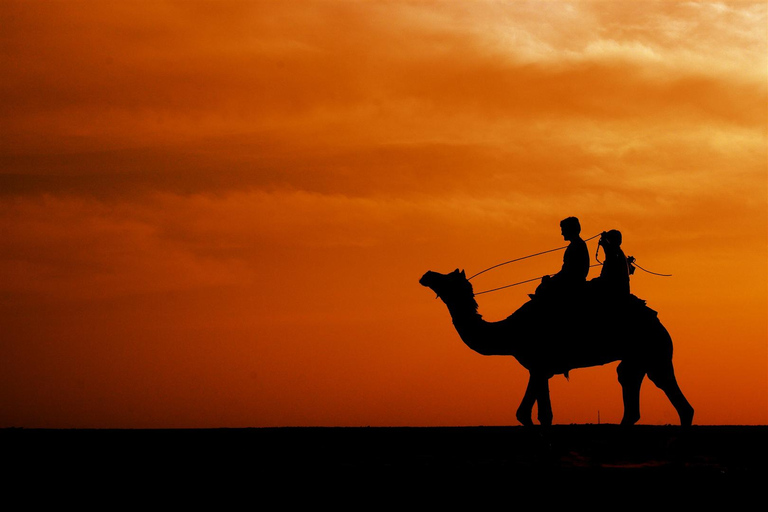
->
[0, 195, 253, 300]
[2, 1, 764, 153]
[1, 1, 764, 223]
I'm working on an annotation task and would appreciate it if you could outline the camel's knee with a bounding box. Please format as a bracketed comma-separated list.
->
[646, 359, 676, 382]
[617, 362, 644, 385]
[647, 368, 676, 391]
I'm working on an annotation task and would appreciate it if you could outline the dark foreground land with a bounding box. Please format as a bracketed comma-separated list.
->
[3, 425, 766, 503]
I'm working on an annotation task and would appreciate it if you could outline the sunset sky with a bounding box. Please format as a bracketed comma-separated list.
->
[1, 0, 766, 428]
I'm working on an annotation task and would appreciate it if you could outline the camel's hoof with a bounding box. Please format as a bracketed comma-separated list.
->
[680, 405, 694, 427]
[516, 413, 533, 427]
[620, 413, 640, 426]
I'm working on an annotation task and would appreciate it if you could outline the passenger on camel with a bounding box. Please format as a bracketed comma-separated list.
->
[533, 216, 590, 300]
[591, 229, 630, 297]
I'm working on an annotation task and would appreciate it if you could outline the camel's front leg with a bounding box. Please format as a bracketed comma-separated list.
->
[516, 373, 537, 426]
[516, 373, 551, 426]
[536, 377, 553, 427]
[617, 361, 645, 426]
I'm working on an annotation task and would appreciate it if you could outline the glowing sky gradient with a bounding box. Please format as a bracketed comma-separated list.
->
[1, 1, 766, 427]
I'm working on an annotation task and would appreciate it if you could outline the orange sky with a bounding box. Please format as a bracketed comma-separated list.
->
[1, 0, 766, 427]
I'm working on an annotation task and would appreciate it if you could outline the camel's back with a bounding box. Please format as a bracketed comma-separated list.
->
[505, 293, 672, 374]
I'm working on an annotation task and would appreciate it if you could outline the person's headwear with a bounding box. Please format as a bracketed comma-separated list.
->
[602, 229, 622, 246]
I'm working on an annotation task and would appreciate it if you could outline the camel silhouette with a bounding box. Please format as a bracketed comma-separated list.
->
[420, 269, 694, 427]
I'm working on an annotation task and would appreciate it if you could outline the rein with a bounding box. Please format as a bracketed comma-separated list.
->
[467, 233, 601, 281]
[468, 233, 671, 296]
[473, 263, 603, 296]
[629, 258, 672, 277]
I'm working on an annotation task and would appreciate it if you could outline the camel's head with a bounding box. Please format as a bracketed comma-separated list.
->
[419, 269, 477, 309]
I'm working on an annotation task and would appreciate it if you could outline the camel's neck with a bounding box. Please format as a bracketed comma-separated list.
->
[442, 297, 518, 358]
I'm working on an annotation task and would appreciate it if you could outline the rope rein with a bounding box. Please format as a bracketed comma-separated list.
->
[469, 233, 671, 296]
[474, 263, 603, 296]
[629, 258, 672, 277]
[467, 232, 602, 281]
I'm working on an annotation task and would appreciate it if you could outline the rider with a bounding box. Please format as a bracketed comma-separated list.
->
[535, 216, 590, 298]
[591, 229, 630, 296]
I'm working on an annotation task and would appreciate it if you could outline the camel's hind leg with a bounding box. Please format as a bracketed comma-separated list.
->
[647, 360, 694, 427]
[617, 361, 645, 426]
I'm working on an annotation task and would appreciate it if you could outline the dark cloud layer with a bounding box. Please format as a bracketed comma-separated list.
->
[2, 1, 764, 207]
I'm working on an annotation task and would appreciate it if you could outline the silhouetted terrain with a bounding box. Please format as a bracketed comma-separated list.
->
[4, 425, 765, 504]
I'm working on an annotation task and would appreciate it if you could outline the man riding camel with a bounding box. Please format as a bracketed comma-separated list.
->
[534, 216, 590, 299]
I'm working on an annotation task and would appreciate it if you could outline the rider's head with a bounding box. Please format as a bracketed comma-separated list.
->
[560, 217, 581, 241]
[600, 229, 622, 250]
[606, 229, 622, 246]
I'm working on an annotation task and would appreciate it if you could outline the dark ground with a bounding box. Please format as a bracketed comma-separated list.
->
[3, 425, 766, 505]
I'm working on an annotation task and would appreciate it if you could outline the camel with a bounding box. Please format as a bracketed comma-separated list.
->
[420, 269, 694, 427]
